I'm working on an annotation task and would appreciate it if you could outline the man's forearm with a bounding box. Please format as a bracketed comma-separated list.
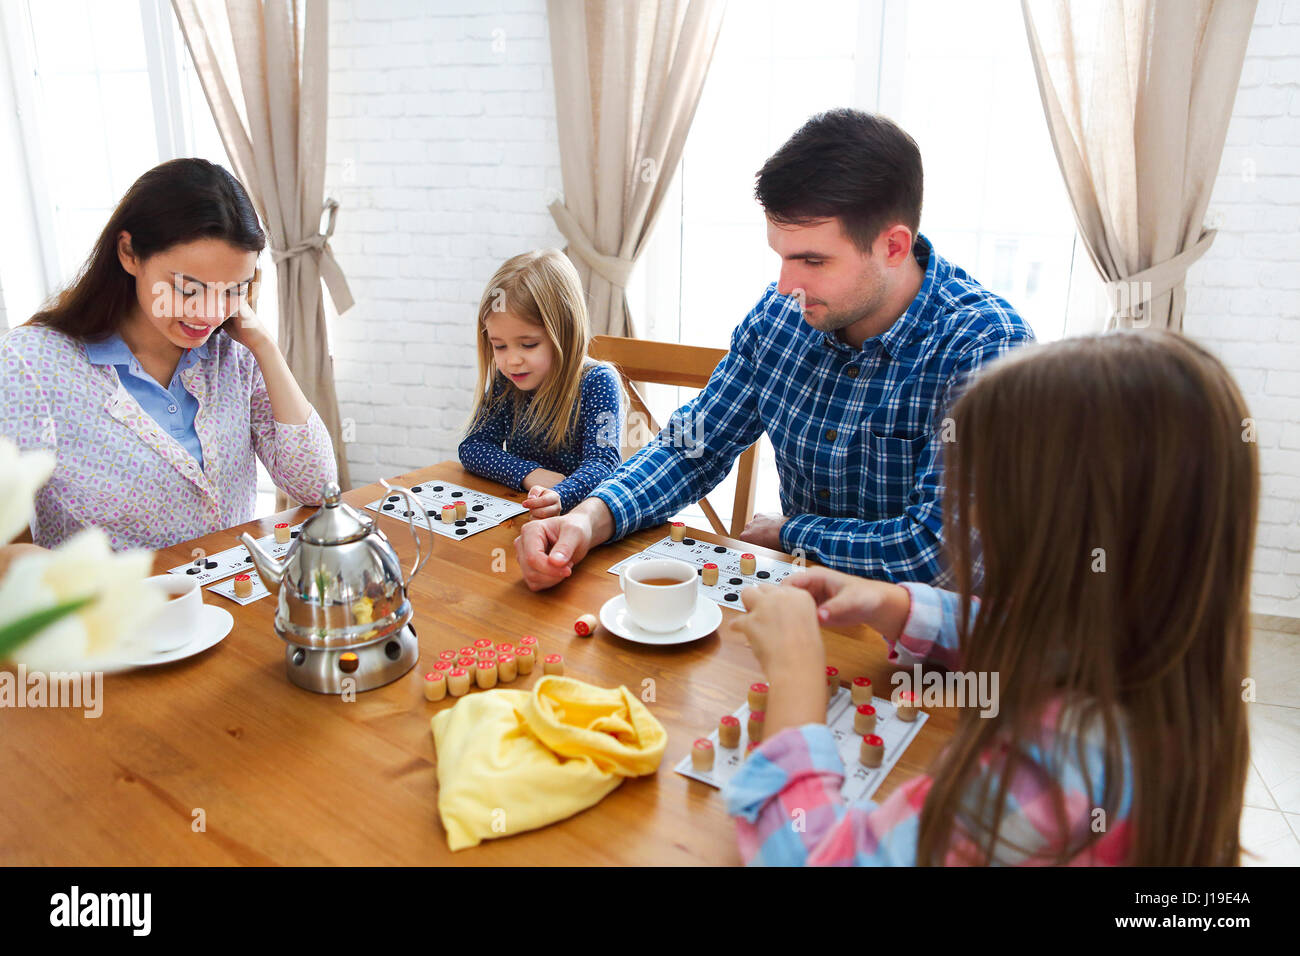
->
[572, 497, 616, 548]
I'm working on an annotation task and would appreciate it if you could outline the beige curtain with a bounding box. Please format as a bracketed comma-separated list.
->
[547, 0, 726, 337]
[173, 0, 355, 494]
[1022, 0, 1255, 332]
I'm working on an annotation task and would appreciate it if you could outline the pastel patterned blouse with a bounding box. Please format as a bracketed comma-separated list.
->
[724, 582, 1135, 866]
[0, 324, 338, 551]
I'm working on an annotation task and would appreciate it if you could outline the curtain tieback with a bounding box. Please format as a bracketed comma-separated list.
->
[548, 199, 636, 289]
[270, 198, 355, 313]
[1104, 229, 1217, 311]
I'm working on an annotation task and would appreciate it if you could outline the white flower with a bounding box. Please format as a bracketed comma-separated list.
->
[0, 529, 165, 671]
[0, 436, 55, 544]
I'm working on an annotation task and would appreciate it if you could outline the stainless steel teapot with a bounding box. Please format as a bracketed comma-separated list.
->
[240, 480, 433, 692]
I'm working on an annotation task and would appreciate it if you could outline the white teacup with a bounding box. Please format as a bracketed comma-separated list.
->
[141, 575, 204, 652]
[619, 559, 698, 633]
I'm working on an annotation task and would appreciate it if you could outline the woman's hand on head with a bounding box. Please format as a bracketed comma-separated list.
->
[219, 298, 272, 352]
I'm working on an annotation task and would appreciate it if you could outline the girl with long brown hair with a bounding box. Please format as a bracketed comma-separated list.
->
[459, 249, 623, 518]
[0, 159, 336, 550]
[728, 330, 1257, 865]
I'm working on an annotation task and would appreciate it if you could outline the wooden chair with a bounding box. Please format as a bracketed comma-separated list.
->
[589, 334, 760, 538]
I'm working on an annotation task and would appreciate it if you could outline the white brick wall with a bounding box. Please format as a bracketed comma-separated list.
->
[324, 0, 564, 484]
[1184, 0, 1300, 617]
[323, 1, 1300, 617]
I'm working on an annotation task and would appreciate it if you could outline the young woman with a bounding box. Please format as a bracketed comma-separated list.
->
[730, 330, 1256, 866]
[0, 158, 337, 550]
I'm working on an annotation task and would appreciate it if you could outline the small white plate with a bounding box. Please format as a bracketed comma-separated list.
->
[598, 593, 723, 646]
[121, 605, 234, 667]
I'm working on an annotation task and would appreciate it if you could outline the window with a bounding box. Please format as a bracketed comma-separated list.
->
[1, 0, 281, 511]
[626, 0, 1093, 529]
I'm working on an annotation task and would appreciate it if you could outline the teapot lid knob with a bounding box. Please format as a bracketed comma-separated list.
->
[323, 481, 342, 506]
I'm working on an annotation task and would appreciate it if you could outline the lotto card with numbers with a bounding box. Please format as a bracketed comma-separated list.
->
[165, 523, 304, 586]
[674, 687, 928, 803]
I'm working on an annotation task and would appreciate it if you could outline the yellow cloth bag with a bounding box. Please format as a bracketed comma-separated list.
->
[430, 675, 667, 850]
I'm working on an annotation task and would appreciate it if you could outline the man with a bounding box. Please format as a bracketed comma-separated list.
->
[516, 108, 1034, 590]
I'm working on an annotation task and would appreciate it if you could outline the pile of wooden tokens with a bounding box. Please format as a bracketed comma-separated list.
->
[689, 674, 921, 771]
[422, 634, 564, 701]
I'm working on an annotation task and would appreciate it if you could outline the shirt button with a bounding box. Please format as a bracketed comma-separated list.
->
[818, 489, 830, 500]
[168, 404, 178, 413]
[825, 428, 837, 441]
[846, 366, 859, 378]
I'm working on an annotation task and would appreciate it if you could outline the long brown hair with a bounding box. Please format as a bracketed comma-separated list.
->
[28, 158, 264, 341]
[467, 249, 616, 454]
[919, 330, 1257, 866]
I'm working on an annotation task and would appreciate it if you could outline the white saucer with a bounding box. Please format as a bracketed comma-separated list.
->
[599, 594, 723, 646]
[122, 605, 234, 667]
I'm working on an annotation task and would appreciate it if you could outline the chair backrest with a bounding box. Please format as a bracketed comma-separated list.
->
[589, 335, 760, 538]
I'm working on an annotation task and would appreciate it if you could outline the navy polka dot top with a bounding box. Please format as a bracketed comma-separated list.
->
[458, 361, 624, 512]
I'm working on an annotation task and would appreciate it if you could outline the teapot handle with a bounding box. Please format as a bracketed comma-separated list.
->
[380, 479, 434, 588]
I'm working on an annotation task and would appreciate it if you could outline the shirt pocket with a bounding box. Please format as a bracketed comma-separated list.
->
[862, 427, 929, 518]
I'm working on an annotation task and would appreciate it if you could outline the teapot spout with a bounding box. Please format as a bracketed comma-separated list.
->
[239, 532, 286, 588]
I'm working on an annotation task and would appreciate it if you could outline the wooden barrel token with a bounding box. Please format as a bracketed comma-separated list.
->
[273, 522, 291, 544]
[740, 553, 756, 575]
[455, 500, 467, 520]
[854, 704, 877, 735]
[702, 562, 719, 586]
[233, 573, 252, 598]
[860, 734, 884, 768]
[515, 646, 535, 674]
[826, 666, 840, 702]
[747, 682, 769, 712]
[747, 710, 765, 743]
[447, 668, 471, 697]
[670, 521, 686, 542]
[441, 504, 456, 524]
[497, 654, 517, 682]
[851, 676, 873, 705]
[423, 671, 446, 702]
[574, 613, 598, 637]
[543, 653, 564, 676]
[718, 715, 741, 748]
[438, 649, 459, 662]
[475, 659, 498, 689]
[896, 691, 919, 722]
[690, 738, 714, 771]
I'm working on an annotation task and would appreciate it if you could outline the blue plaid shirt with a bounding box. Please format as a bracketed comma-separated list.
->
[589, 235, 1034, 583]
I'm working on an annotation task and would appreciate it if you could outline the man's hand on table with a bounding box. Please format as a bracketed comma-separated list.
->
[514, 497, 615, 590]
[738, 512, 788, 551]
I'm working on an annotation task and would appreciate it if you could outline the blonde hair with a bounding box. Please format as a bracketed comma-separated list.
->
[920, 330, 1256, 866]
[467, 249, 600, 454]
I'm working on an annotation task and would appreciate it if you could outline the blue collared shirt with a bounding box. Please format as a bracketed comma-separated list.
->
[589, 235, 1035, 583]
[84, 333, 207, 469]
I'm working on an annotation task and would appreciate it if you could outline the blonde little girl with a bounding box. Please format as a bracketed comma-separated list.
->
[459, 250, 623, 517]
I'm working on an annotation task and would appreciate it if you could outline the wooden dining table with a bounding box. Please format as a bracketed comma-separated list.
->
[0, 462, 956, 865]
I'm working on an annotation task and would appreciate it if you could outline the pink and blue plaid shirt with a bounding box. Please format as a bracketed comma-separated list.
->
[724, 582, 1135, 866]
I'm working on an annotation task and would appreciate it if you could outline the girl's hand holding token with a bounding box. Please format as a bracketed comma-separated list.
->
[733, 584, 827, 737]
[782, 566, 911, 640]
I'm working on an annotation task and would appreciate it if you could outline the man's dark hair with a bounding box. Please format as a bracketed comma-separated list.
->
[755, 109, 923, 253]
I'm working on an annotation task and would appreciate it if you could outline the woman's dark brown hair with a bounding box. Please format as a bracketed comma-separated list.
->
[919, 329, 1257, 865]
[28, 158, 264, 341]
